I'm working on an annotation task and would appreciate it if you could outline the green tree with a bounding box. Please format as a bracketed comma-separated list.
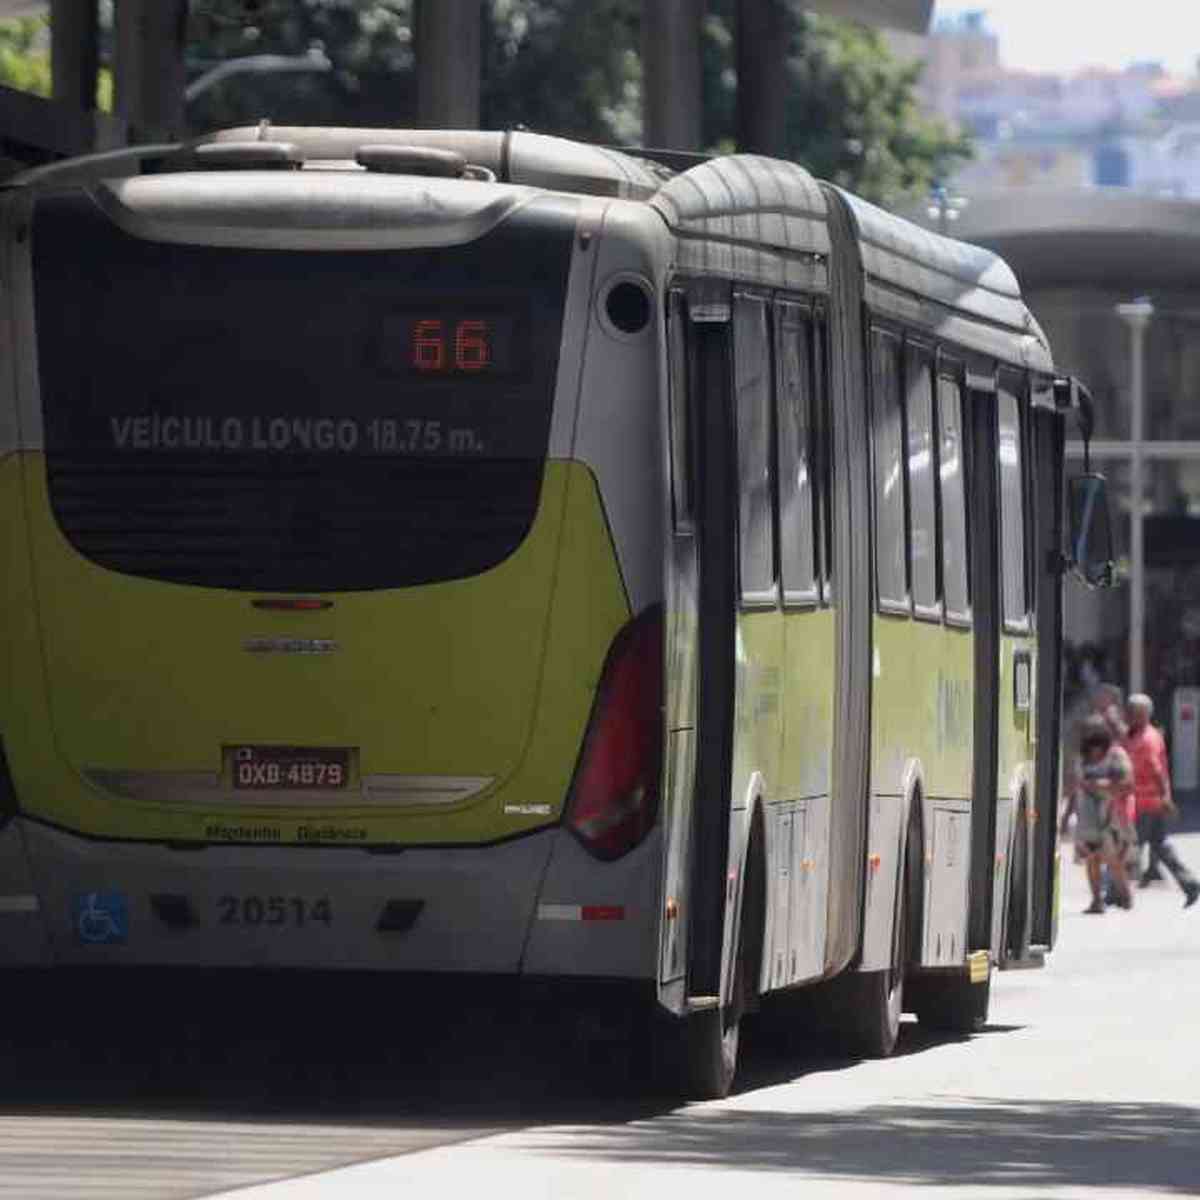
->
[702, 3, 971, 205]
[185, 1, 415, 130]
[0, 15, 52, 98]
[155, 1, 967, 205]
[481, 0, 640, 142]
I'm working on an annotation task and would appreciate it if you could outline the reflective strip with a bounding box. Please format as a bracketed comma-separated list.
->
[538, 904, 581, 921]
[536, 904, 625, 922]
[0, 894, 39, 914]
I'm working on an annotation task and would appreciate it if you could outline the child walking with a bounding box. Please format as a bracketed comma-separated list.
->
[1075, 714, 1135, 913]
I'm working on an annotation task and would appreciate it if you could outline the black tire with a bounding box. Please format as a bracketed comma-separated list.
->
[1006, 800, 1030, 960]
[655, 829, 760, 1100]
[910, 973, 991, 1033]
[683, 1004, 740, 1099]
[840, 964, 902, 1057]
[840, 810, 915, 1058]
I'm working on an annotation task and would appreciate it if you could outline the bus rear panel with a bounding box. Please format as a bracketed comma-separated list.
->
[0, 168, 664, 975]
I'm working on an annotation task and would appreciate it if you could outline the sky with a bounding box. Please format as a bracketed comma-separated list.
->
[933, 0, 1200, 77]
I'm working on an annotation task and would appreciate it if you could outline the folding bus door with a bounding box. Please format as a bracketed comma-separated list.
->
[965, 372, 1002, 959]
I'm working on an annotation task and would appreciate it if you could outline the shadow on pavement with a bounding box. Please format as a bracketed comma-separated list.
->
[0, 969, 670, 1125]
[0, 970, 995, 1124]
[521, 1098, 1200, 1193]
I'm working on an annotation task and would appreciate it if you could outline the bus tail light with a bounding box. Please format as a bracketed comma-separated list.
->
[566, 607, 663, 861]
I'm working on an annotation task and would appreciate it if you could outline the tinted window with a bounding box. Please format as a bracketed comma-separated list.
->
[999, 383, 1028, 626]
[871, 329, 907, 609]
[775, 302, 816, 604]
[33, 192, 573, 593]
[938, 375, 971, 621]
[906, 346, 938, 614]
[734, 294, 775, 603]
[814, 314, 833, 601]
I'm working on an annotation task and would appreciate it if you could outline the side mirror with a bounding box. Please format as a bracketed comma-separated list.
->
[1068, 473, 1117, 588]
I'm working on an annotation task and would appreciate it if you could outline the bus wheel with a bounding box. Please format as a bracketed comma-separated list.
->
[670, 824, 763, 1100]
[842, 801, 922, 1057]
[910, 973, 991, 1033]
[1006, 799, 1030, 960]
[654, 947, 743, 1100]
[683, 1001, 740, 1099]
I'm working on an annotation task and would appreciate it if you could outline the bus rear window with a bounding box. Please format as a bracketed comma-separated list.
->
[32, 192, 574, 592]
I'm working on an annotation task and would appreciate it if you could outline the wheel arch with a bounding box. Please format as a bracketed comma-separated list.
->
[899, 759, 927, 968]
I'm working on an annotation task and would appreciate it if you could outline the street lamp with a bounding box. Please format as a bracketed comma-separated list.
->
[1116, 296, 1154, 693]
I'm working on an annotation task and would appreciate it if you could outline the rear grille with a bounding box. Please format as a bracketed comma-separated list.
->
[46, 452, 543, 592]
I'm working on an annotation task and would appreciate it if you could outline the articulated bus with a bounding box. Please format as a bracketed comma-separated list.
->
[0, 127, 1110, 1097]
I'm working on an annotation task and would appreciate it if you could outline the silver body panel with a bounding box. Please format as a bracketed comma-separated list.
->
[19, 818, 658, 976]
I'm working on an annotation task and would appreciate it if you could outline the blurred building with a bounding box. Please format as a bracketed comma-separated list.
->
[893, 10, 1200, 196]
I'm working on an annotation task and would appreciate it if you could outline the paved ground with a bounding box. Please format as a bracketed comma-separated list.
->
[3, 832, 1199, 1199]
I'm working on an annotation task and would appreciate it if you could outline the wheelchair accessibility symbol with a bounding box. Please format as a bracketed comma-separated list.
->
[73, 892, 128, 945]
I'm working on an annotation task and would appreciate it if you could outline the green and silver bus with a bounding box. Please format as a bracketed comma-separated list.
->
[0, 127, 1109, 1097]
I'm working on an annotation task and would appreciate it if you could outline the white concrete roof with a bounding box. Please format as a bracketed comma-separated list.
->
[906, 188, 1200, 291]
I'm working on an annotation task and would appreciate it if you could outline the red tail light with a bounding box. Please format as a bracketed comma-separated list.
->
[567, 606, 664, 861]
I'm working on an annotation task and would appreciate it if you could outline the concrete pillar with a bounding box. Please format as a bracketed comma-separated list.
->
[736, 0, 790, 155]
[642, 0, 703, 151]
[114, 0, 188, 143]
[51, 0, 99, 118]
[1117, 299, 1154, 694]
[415, 0, 481, 129]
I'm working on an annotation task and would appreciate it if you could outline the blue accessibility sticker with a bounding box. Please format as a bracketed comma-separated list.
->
[73, 892, 129, 945]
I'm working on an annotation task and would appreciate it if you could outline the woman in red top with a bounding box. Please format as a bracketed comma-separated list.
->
[1125, 694, 1200, 909]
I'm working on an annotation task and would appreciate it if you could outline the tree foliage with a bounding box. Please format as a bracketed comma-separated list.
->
[481, 0, 640, 142]
[0, 1, 968, 204]
[0, 15, 51, 99]
[700, 3, 971, 204]
[185, 1, 415, 129]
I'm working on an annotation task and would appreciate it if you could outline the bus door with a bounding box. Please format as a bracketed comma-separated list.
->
[1029, 389, 1066, 950]
[660, 284, 737, 1009]
[965, 370, 1001, 958]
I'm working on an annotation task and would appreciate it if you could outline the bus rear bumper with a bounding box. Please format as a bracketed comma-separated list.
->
[10, 819, 659, 977]
[0, 820, 51, 966]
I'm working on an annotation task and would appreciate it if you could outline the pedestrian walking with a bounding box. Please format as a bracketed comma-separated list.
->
[1074, 715, 1134, 914]
[1125, 693, 1200, 909]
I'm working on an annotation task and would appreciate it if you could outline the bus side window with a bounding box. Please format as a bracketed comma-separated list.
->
[906, 344, 939, 617]
[814, 310, 833, 603]
[870, 328, 908, 611]
[998, 379, 1029, 629]
[774, 301, 817, 606]
[937, 374, 971, 623]
[734, 293, 776, 606]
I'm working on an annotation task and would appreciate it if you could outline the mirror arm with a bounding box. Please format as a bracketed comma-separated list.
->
[1055, 375, 1096, 472]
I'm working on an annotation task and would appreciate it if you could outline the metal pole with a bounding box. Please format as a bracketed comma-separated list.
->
[642, 0, 702, 150]
[114, 0, 188, 143]
[51, 0, 99, 118]
[1117, 298, 1154, 694]
[414, 0, 481, 129]
[736, 0, 789, 155]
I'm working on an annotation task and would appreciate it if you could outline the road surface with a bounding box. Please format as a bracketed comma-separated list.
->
[2, 832, 1198, 1199]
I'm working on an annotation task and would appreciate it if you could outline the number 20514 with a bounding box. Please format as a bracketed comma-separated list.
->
[217, 895, 332, 927]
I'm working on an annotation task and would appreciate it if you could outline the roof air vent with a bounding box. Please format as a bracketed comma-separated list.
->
[193, 141, 302, 170]
[356, 144, 468, 177]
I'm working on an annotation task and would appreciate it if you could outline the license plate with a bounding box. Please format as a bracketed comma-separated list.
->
[230, 745, 351, 790]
